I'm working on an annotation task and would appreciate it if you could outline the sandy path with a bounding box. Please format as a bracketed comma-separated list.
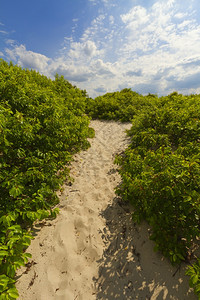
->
[16, 120, 197, 300]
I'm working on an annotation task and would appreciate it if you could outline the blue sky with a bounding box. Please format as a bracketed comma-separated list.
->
[1, 0, 200, 97]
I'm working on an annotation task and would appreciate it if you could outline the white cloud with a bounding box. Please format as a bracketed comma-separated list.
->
[51, 62, 94, 82]
[174, 12, 187, 19]
[88, 0, 115, 8]
[5, 39, 15, 45]
[121, 6, 149, 29]
[94, 86, 107, 94]
[0, 30, 8, 34]
[88, 0, 98, 4]
[65, 40, 101, 61]
[91, 59, 114, 76]
[83, 41, 97, 56]
[80, 14, 106, 43]
[5, 45, 50, 72]
[109, 15, 114, 25]
[59, 0, 200, 97]
[3, 0, 200, 97]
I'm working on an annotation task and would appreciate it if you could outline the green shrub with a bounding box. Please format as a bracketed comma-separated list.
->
[0, 59, 93, 298]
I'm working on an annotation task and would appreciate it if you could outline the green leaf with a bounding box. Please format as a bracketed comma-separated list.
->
[195, 284, 200, 292]
[8, 225, 22, 234]
[23, 252, 32, 259]
[172, 254, 177, 263]
[0, 275, 10, 292]
[177, 253, 185, 261]
[192, 275, 199, 285]
[0, 250, 8, 257]
[9, 185, 23, 197]
[8, 287, 19, 299]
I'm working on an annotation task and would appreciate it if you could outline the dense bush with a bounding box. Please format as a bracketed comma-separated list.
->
[0, 59, 94, 299]
[1, 59, 200, 298]
[115, 93, 200, 298]
[85, 88, 158, 122]
[116, 146, 200, 261]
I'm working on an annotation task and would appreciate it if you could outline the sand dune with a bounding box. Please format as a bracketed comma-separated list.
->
[16, 120, 197, 300]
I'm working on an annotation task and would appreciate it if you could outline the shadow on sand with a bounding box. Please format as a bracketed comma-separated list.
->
[93, 196, 197, 300]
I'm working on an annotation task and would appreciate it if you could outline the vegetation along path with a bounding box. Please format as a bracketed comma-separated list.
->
[16, 120, 196, 300]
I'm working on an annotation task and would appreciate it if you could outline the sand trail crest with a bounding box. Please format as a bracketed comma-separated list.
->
[16, 120, 197, 300]
[16, 120, 132, 300]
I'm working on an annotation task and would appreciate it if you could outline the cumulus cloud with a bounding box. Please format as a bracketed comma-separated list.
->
[3, 0, 200, 97]
[83, 41, 97, 56]
[66, 40, 100, 60]
[91, 59, 114, 76]
[180, 57, 200, 68]
[55, 0, 200, 97]
[51, 62, 94, 82]
[5, 39, 15, 45]
[125, 70, 143, 77]
[121, 6, 149, 30]
[94, 86, 107, 94]
[167, 72, 200, 90]
[5, 45, 50, 72]
[133, 82, 162, 95]
[112, 0, 200, 96]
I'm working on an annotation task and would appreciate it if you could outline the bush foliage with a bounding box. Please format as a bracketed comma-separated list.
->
[0, 59, 94, 298]
[88, 88, 200, 298]
[115, 92, 200, 298]
[87, 88, 200, 298]
[85, 88, 157, 122]
[1, 59, 200, 299]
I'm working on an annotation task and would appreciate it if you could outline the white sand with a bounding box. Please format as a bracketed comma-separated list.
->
[16, 120, 197, 300]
